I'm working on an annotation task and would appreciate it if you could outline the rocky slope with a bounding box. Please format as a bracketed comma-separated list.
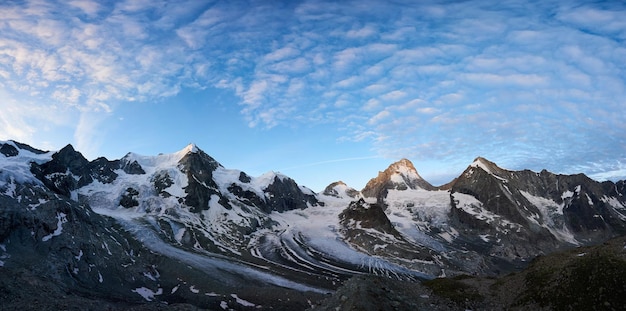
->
[1, 140, 626, 309]
[310, 235, 626, 310]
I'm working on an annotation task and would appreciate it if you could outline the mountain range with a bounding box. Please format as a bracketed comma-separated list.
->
[1, 140, 625, 310]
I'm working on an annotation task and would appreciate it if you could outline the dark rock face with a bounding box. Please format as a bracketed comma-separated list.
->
[152, 171, 174, 197]
[339, 199, 399, 236]
[227, 183, 265, 207]
[30, 145, 121, 197]
[238, 171, 251, 183]
[30, 144, 90, 196]
[262, 175, 320, 213]
[119, 187, 139, 208]
[120, 157, 145, 175]
[454, 158, 626, 239]
[0, 143, 19, 157]
[0, 185, 164, 304]
[177, 150, 223, 212]
[446, 157, 626, 262]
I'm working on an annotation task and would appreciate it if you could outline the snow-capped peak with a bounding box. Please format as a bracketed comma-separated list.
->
[174, 143, 200, 159]
[119, 144, 202, 176]
[322, 181, 360, 199]
[362, 159, 435, 199]
[254, 171, 287, 189]
[388, 158, 423, 181]
[468, 157, 509, 181]
[183, 143, 199, 154]
[470, 157, 495, 174]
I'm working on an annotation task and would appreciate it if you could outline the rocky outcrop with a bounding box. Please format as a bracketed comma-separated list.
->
[0, 182, 165, 304]
[177, 147, 224, 212]
[263, 175, 320, 213]
[0, 143, 19, 157]
[30, 145, 121, 197]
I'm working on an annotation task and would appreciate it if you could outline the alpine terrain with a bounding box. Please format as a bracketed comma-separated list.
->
[1, 140, 625, 310]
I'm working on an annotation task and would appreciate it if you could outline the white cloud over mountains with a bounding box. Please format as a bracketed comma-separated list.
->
[0, 0, 625, 182]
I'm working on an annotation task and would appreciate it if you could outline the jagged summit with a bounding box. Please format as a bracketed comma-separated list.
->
[461, 156, 511, 182]
[323, 181, 360, 199]
[470, 156, 501, 174]
[185, 143, 199, 153]
[362, 158, 435, 202]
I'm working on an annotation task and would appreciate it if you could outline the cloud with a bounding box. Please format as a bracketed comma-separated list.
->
[368, 110, 391, 125]
[67, 0, 102, 16]
[346, 24, 377, 39]
[1, 0, 625, 182]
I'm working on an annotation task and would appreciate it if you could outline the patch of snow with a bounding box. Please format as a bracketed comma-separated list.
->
[576, 252, 586, 257]
[390, 172, 406, 185]
[373, 244, 388, 251]
[75, 249, 83, 261]
[520, 191, 579, 245]
[220, 301, 228, 310]
[101, 241, 112, 255]
[231, 294, 256, 307]
[132, 287, 162, 301]
[385, 189, 451, 250]
[562, 190, 575, 200]
[184, 143, 199, 154]
[42, 212, 68, 242]
[520, 191, 564, 215]
[189, 285, 200, 293]
[452, 193, 521, 233]
[28, 198, 49, 210]
[601, 196, 626, 210]
[143, 272, 157, 281]
[171, 284, 180, 294]
[0, 142, 53, 188]
[174, 228, 186, 243]
[98, 272, 103, 283]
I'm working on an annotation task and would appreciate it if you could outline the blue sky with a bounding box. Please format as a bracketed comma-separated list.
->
[1, 0, 625, 192]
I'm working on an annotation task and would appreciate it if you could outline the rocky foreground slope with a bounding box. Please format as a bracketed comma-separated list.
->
[1, 140, 625, 310]
[311, 235, 626, 310]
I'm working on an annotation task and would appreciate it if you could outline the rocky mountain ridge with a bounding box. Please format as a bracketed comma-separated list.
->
[1, 140, 625, 310]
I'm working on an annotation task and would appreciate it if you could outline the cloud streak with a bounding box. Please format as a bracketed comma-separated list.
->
[1, 0, 625, 183]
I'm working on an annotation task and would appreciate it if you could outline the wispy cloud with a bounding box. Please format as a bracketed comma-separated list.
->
[1, 0, 625, 181]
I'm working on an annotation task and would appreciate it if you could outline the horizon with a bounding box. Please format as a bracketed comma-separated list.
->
[1, 0, 625, 192]
[3, 138, 623, 193]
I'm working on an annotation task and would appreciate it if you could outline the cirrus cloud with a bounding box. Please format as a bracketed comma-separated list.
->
[0, 0, 625, 184]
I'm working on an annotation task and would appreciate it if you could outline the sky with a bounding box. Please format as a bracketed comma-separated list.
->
[1, 0, 625, 192]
